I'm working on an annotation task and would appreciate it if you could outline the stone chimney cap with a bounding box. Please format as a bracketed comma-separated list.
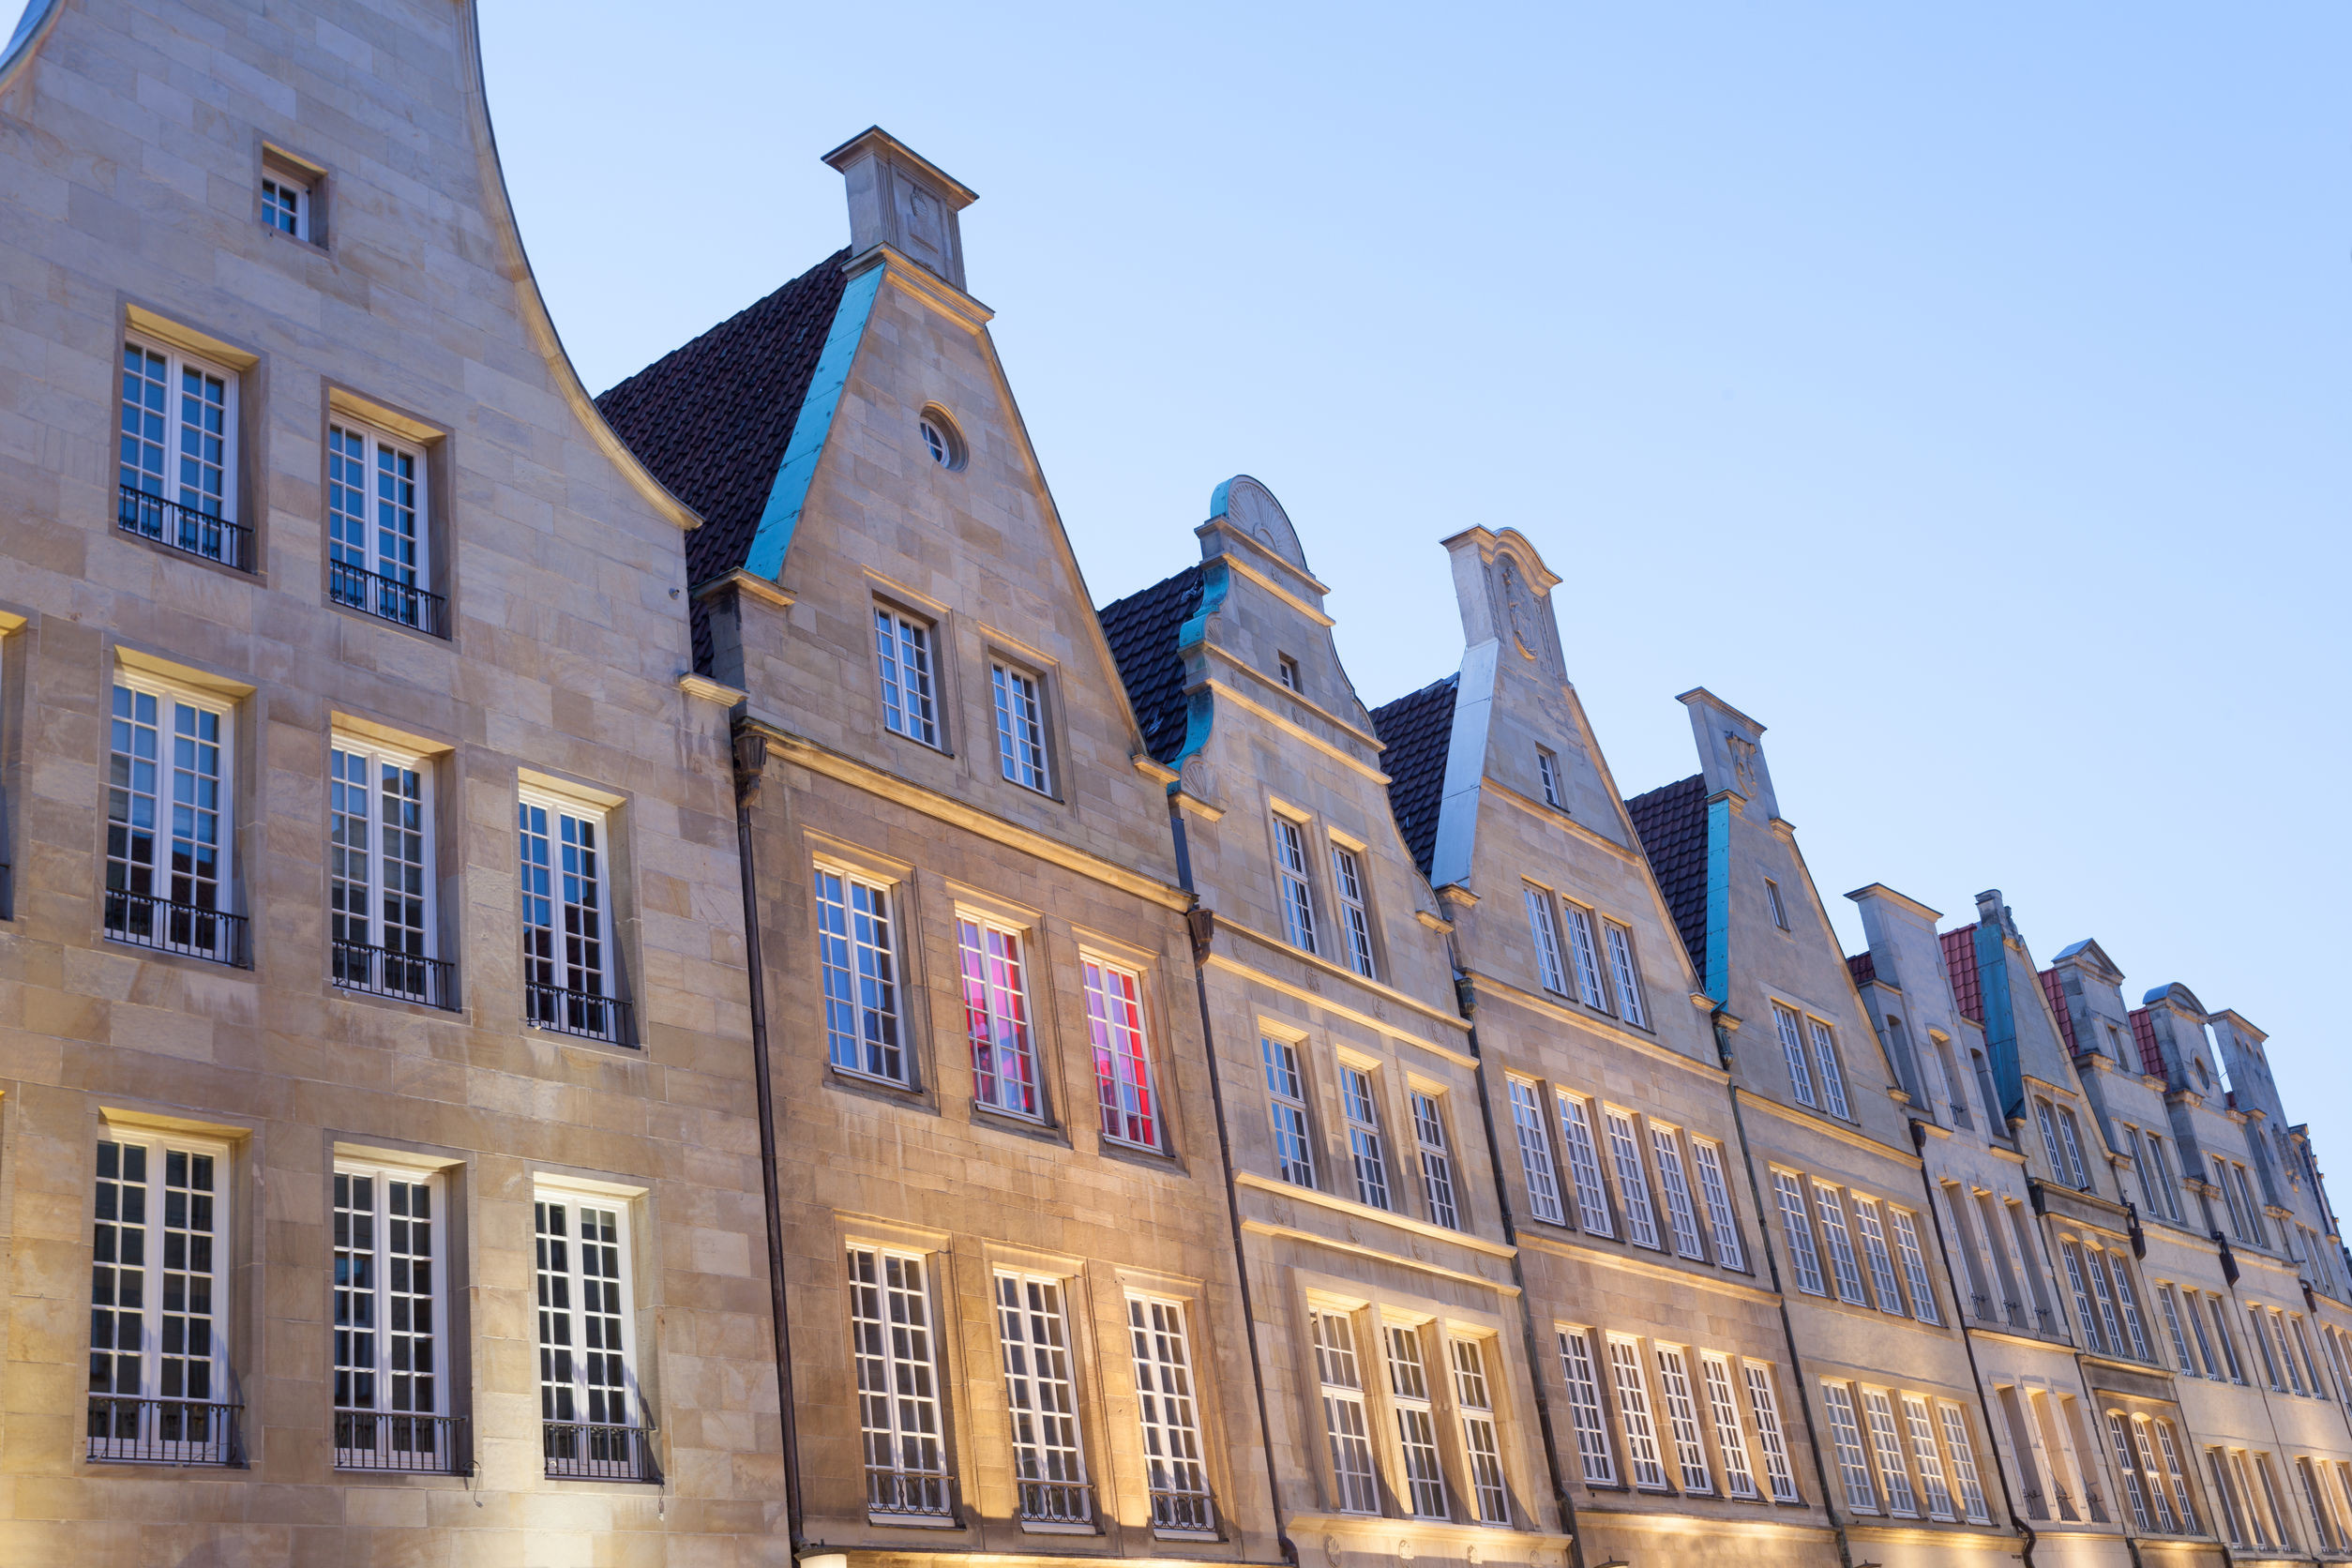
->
[822, 127, 978, 206]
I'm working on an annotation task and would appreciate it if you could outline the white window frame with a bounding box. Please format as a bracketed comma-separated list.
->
[1330, 842, 1377, 978]
[1939, 1400, 1991, 1523]
[1700, 1352, 1757, 1499]
[1384, 1323, 1451, 1518]
[1557, 1092, 1615, 1237]
[325, 419, 430, 626]
[1084, 956, 1163, 1151]
[1805, 1016, 1851, 1120]
[1889, 1208, 1940, 1324]
[874, 606, 942, 748]
[535, 1187, 645, 1466]
[1340, 1063, 1393, 1211]
[1261, 1034, 1317, 1188]
[1275, 654, 1300, 691]
[1411, 1091, 1458, 1229]
[1272, 815, 1319, 954]
[1691, 1138, 1745, 1269]
[333, 1160, 449, 1470]
[1127, 1294, 1214, 1534]
[88, 1130, 234, 1462]
[1508, 1079, 1564, 1225]
[995, 1271, 1091, 1527]
[1748, 1363, 1802, 1502]
[1905, 1394, 1955, 1521]
[1449, 1337, 1510, 1523]
[1814, 1183, 1868, 1305]
[1650, 1123, 1706, 1260]
[850, 1244, 949, 1519]
[1313, 1308, 1380, 1514]
[1536, 746, 1562, 808]
[1607, 1334, 1669, 1490]
[330, 734, 438, 1002]
[1562, 901, 1608, 1009]
[262, 171, 309, 237]
[1764, 875, 1788, 929]
[1655, 1345, 1712, 1494]
[957, 914, 1040, 1117]
[1850, 1196, 1907, 1316]
[816, 864, 904, 1081]
[1603, 921, 1647, 1027]
[105, 673, 237, 963]
[118, 335, 240, 547]
[520, 788, 623, 1043]
[1524, 884, 1566, 995]
[1773, 1171, 1827, 1296]
[1603, 1107, 1661, 1250]
[1820, 1381, 1878, 1514]
[1772, 1003, 1817, 1108]
[991, 661, 1052, 794]
[1558, 1327, 1617, 1485]
[2056, 1106, 2090, 1189]
[1862, 1388, 1918, 1515]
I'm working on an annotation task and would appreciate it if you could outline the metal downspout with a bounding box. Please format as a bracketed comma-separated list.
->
[1168, 799, 1299, 1568]
[1908, 1117, 2039, 1568]
[731, 727, 805, 1546]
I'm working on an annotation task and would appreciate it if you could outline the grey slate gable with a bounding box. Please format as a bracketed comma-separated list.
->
[1623, 773, 1710, 975]
[1096, 565, 1206, 767]
[1369, 674, 1459, 881]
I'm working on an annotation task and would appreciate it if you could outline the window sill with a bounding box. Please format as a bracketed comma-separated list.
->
[970, 1100, 1062, 1138]
[1152, 1528, 1221, 1543]
[867, 1511, 962, 1530]
[832, 1063, 922, 1095]
[1018, 1520, 1096, 1536]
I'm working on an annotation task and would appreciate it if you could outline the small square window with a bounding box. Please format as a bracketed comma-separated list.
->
[262, 173, 309, 239]
[1276, 655, 1300, 691]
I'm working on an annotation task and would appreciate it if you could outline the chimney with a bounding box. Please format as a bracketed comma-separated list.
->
[822, 127, 977, 292]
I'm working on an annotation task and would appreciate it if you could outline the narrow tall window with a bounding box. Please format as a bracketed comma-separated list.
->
[1691, 1139, 1745, 1269]
[1450, 1339, 1510, 1523]
[2038, 1100, 2069, 1182]
[2126, 1125, 2163, 1216]
[1650, 1123, 1705, 1259]
[1772, 1003, 1817, 1108]
[1607, 1336, 1668, 1490]
[330, 738, 445, 1006]
[849, 1246, 945, 1516]
[996, 1274, 1090, 1525]
[958, 917, 1038, 1116]
[89, 1137, 232, 1463]
[2056, 1108, 2089, 1189]
[2209, 1297, 2247, 1383]
[2081, 1247, 2127, 1356]
[334, 1167, 449, 1471]
[106, 680, 239, 964]
[1655, 1346, 1712, 1493]
[815, 867, 901, 1080]
[1536, 746, 1562, 808]
[2152, 1421, 2198, 1533]
[2233, 1165, 2269, 1247]
[1862, 1390, 1917, 1515]
[1276, 654, 1300, 691]
[2058, 1243, 2105, 1354]
[1764, 876, 1789, 929]
[539, 1197, 646, 1479]
[2131, 1416, 2179, 1531]
[1085, 958, 1159, 1149]
[1905, 1395, 1954, 1520]
[1815, 1184, 1868, 1304]
[1562, 904, 1608, 1008]
[1273, 816, 1318, 954]
[1773, 1172, 1826, 1296]
[1701, 1353, 1757, 1498]
[262, 172, 308, 236]
[1341, 1065, 1392, 1211]
[1558, 1329, 1617, 1485]
[2249, 1305, 2284, 1391]
[1851, 1198, 1906, 1316]
[1385, 1326, 1450, 1517]
[1261, 1036, 1316, 1187]
[2156, 1285, 2196, 1373]
[1128, 1296, 1213, 1532]
[2145, 1135, 2179, 1220]
[1820, 1382, 1878, 1513]
[1748, 1364, 1802, 1502]
[1940, 1402, 1992, 1523]
[1604, 1108, 1661, 1249]
[520, 793, 624, 1044]
[1524, 886, 1566, 994]
[2106, 1255, 2152, 1361]
[2207, 1449, 2249, 1545]
[1558, 1093, 1615, 1236]
[874, 609, 941, 746]
[2108, 1412, 2151, 1530]
[118, 338, 242, 567]
[2185, 1289, 2224, 1379]
[1411, 1092, 1457, 1229]
[1509, 1080, 1564, 1224]
[1330, 845, 1377, 978]
[326, 422, 435, 632]
[1312, 1310, 1380, 1514]
[1890, 1209, 1940, 1324]
[992, 664, 1051, 793]
[1806, 1017, 1850, 1120]
[1603, 922, 1648, 1027]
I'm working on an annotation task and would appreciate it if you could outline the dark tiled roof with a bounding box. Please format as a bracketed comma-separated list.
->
[1847, 951, 1877, 988]
[595, 249, 851, 670]
[2128, 1007, 2164, 1078]
[1096, 566, 1205, 765]
[1941, 925, 1983, 1023]
[2040, 968, 2077, 1055]
[1369, 675, 1459, 879]
[1624, 775, 1709, 974]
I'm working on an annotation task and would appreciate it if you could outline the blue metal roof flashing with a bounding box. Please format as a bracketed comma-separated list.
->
[743, 263, 882, 581]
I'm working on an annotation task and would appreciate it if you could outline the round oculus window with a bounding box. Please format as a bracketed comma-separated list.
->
[919, 409, 967, 471]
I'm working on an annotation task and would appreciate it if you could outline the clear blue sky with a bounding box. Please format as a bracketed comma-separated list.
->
[482, 6, 2351, 1151]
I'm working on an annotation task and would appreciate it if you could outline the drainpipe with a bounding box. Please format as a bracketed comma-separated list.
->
[731, 727, 805, 1546]
[1711, 1006, 1858, 1568]
[1168, 799, 1298, 1568]
[1445, 948, 1588, 1568]
[1907, 1117, 2039, 1568]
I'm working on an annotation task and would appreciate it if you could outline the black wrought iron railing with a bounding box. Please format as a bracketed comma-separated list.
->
[334, 1410, 467, 1473]
[1017, 1477, 1093, 1527]
[867, 1465, 956, 1520]
[87, 1395, 243, 1465]
[1969, 1293, 1996, 1322]
[543, 1420, 658, 1482]
[104, 889, 249, 967]
[1150, 1485, 1217, 1534]
[2022, 1485, 2048, 1520]
[2035, 1306, 2061, 1335]
[2083, 1484, 2110, 1525]
[2003, 1299, 2027, 1330]
[329, 559, 448, 639]
[524, 980, 633, 1046]
[332, 940, 459, 1010]
[118, 485, 250, 572]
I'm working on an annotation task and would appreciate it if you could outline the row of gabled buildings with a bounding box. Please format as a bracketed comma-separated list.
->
[0, 1, 2342, 1565]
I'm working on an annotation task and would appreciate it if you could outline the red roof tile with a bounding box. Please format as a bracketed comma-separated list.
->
[1847, 951, 1877, 988]
[2040, 968, 2076, 1054]
[2128, 1008, 2164, 1078]
[1941, 925, 1983, 1023]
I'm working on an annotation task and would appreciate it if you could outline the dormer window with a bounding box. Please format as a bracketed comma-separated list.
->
[1276, 655, 1300, 692]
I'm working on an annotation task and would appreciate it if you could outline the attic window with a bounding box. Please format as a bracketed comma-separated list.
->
[263, 175, 307, 237]
[919, 407, 966, 471]
[1765, 877, 1789, 930]
[1276, 655, 1300, 691]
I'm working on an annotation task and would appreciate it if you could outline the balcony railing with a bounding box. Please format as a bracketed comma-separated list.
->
[1969, 1293, 1996, 1323]
[118, 485, 251, 572]
[104, 889, 249, 967]
[2003, 1299, 2027, 1330]
[332, 940, 459, 1010]
[1150, 1484, 1217, 1535]
[868, 1464, 956, 1521]
[543, 1420, 658, 1482]
[87, 1395, 243, 1466]
[329, 559, 449, 639]
[335, 1410, 468, 1473]
[524, 980, 634, 1046]
[1017, 1477, 1093, 1528]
